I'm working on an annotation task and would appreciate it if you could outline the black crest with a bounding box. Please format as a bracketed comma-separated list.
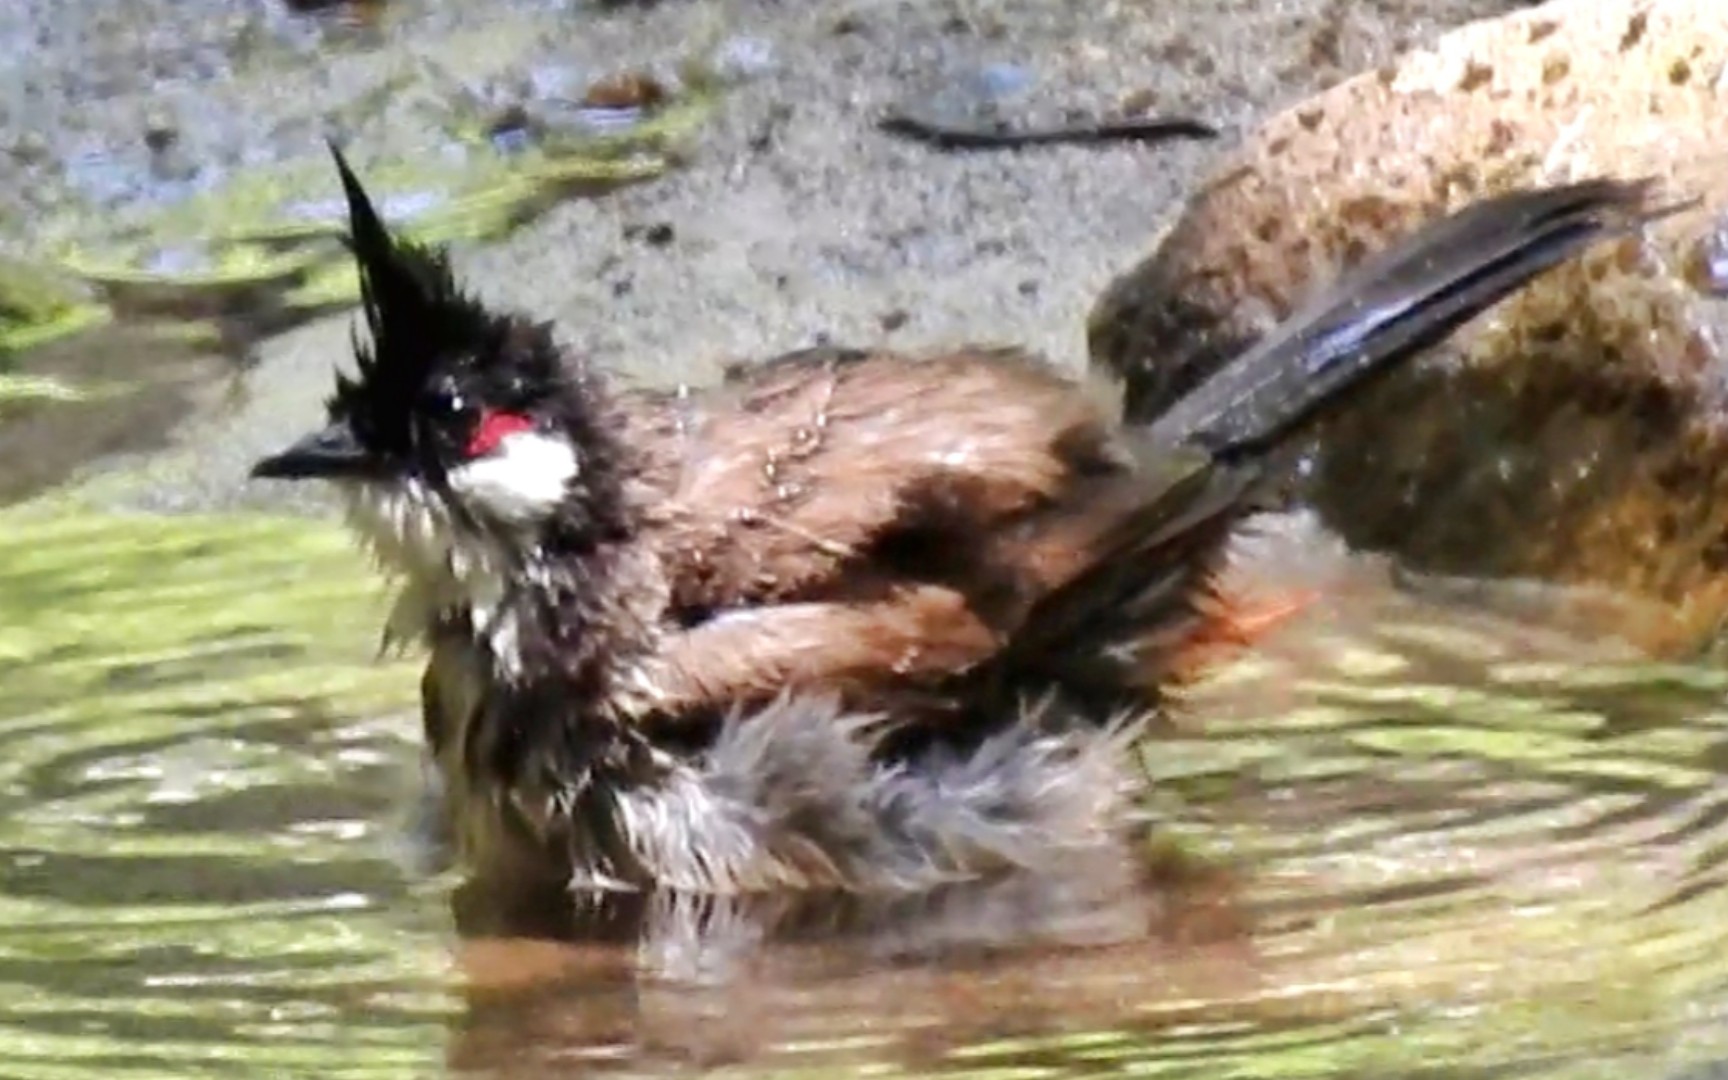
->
[324, 143, 512, 460]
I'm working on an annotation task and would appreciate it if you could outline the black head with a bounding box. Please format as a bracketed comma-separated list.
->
[251, 146, 625, 538]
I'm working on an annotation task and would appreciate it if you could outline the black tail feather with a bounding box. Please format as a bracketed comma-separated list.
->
[1142, 177, 1672, 460]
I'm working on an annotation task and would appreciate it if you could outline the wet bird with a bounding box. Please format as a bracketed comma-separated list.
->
[251, 148, 1663, 896]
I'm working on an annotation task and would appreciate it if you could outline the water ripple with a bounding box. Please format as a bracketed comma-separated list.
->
[8, 508, 1728, 1077]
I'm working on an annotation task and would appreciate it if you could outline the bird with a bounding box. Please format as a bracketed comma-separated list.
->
[251, 145, 1664, 897]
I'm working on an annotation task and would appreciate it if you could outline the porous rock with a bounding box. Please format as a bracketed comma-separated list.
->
[1089, 0, 1728, 653]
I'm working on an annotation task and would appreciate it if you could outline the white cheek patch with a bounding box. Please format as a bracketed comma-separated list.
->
[447, 431, 580, 524]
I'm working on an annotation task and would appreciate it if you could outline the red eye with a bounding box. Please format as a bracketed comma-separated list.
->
[465, 409, 535, 458]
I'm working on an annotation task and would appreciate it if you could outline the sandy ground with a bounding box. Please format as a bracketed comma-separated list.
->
[16, 0, 1528, 514]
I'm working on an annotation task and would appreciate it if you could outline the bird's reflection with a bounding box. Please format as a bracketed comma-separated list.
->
[440, 841, 1260, 1076]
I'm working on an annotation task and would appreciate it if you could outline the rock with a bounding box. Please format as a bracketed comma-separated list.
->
[1088, 0, 1728, 654]
[707, 35, 779, 84]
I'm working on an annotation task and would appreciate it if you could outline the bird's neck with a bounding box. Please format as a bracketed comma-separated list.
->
[403, 525, 660, 769]
[389, 517, 662, 698]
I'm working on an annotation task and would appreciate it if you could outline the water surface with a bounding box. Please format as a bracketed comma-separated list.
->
[5, 508, 1728, 1078]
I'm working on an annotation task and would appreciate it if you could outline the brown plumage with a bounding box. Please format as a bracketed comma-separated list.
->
[620, 344, 1207, 722]
[252, 149, 1668, 896]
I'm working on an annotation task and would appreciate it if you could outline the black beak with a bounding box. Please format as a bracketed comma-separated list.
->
[250, 423, 379, 481]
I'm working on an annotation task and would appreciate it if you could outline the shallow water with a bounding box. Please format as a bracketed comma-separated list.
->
[6, 507, 1728, 1079]
[7, 0, 1728, 1075]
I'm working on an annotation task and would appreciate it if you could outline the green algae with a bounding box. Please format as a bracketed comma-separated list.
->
[0, 256, 110, 357]
[3, 81, 712, 364]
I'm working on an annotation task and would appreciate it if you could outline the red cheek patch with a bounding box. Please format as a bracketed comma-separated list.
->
[466, 410, 536, 458]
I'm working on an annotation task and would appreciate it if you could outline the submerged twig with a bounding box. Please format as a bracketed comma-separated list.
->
[876, 112, 1219, 151]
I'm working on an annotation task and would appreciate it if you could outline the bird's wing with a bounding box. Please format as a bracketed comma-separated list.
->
[955, 450, 1258, 715]
[637, 344, 1128, 613]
